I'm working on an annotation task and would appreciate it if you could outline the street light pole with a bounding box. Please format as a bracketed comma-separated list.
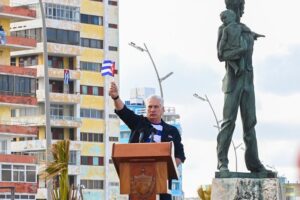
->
[193, 93, 240, 172]
[129, 42, 173, 99]
[39, 0, 52, 198]
[142, 43, 164, 98]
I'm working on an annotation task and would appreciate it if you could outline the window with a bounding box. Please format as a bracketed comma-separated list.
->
[81, 156, 104, 166]
[0, 140, 8, 154]
[80, 180, 104, 189]
[19, 55, 38, 67]
[109, 182, 119, 187]
[172, 182, 180, 190]
[108, 23, 118, 29]
[11, 28, 42, 42]
[80, 132, 103, 142]
[80, 109, 104, 119]
[0, 75, 13, 94]
[120, 131, 130, 139]
[80, 38, 103, 49]
[1, 165, 11, 181]
[80, 85, 103, 96]
[26, 166, 36, 182]
[109, 46, 118, 51]
[80, 61, 101, 72]
[47, 28, 80, 45]
[52, 128, 64, 140]
[1, 164, 36, 182]
[50, 104, 64, 117]
[13, 107, 40, 117]
[10, 57, 16, 66]
[81, 14, 103, 25]
[47, 28, 57, 42]
[109, 137, 118, 142]
[81, 86, 88, 94]
[109, 114, 118, 119]
[14, 76, 36, 97]
[48, 56, 63, 69]
[69, 151, 77, 165]
[108, 1, 118, 6]
[13, 165, 25, 182]
[45, 3, 80, 22]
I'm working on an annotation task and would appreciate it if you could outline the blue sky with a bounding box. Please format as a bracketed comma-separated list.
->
[119, 0, 300, 197]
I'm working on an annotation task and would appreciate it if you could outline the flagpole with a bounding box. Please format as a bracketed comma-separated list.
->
[101, 59, 115, 199]
[104, 0, 110, 198]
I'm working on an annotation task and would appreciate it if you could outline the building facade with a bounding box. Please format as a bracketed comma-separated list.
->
[285, 183, 300, 200]
[1, 0, 120, 199]
[119, 88, 185, 200]
[0, 1, 38, 199]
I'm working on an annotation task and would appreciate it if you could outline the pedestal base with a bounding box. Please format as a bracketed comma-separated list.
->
[211, 177, 284, 200]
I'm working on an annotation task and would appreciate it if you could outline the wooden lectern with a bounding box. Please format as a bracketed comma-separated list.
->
[112, 142, 178, 200]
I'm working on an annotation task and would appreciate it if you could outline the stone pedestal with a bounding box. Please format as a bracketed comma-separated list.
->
[212, 178, 284, 200]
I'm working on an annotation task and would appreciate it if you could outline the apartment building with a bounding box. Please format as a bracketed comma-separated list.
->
[2, 0, 120, 199]
[0, 1, 38, 199]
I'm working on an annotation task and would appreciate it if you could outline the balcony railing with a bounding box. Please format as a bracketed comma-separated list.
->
[0, 65, 37, 77]
[0, 92, 37, 106]
[0, 5, 36, 19]
[0, 90, 36, 97]
[50, 115, 81, 122]
[6, 36, 36, 48]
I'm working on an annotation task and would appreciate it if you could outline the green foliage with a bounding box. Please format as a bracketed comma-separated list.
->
[43, 140, 70, 200]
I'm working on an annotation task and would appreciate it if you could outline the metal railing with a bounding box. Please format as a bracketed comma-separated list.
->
[50, 115, 81, 122]
[0, 90, 36, 97]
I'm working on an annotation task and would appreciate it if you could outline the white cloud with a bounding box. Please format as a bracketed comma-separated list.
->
[256, 92, 300, 125]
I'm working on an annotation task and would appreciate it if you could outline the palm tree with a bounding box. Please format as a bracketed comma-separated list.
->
[42, 140, 70, 200]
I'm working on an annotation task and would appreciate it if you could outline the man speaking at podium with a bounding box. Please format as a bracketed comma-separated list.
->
[109, 81, 185, 200]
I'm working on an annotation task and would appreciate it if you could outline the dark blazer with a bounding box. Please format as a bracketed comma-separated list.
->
[115, 105, 186, 163]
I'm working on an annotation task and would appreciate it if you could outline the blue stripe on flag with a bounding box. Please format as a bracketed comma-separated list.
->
[101, 66, 112, 70]
[101, 59, 114, 77]
[101, 72, 113, 76]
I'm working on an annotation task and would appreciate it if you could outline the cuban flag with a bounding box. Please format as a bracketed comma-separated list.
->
[101, 60, 115, 77]
[64, 69, 70, 84]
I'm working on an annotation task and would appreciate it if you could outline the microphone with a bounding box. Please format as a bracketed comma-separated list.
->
[139, 130, 144, 143]
[149, 128, 156, 143]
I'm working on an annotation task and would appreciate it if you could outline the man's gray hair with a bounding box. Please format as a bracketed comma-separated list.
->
[145, 95, 164, 107]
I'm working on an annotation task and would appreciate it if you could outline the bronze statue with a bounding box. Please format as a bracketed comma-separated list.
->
[225, 0, 245, 22]
[216, 5, 271, 173]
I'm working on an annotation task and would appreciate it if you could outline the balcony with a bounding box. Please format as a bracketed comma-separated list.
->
[0, 154, 36, 164]
[0, 124, 38, 138]
[50, 115, 81, 128]
[0, 92, 37, 107]
[12, 139, 81, 153]
[47, 42, 80, 56]
[37, 90, 80, 104]
[0, 36, 36, 50]
[0, 65, 37, 77]
[50, 92, 80, 104]
[36, 65, 80, 80]
[2, 116, 45, 127]
[0, 182, 37, 194]
[0, 5, 36, 21]
[48, 67, 80, 80]
[11, 139, 46, 152]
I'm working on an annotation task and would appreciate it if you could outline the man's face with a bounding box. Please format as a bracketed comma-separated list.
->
[146, 98, 164, 123]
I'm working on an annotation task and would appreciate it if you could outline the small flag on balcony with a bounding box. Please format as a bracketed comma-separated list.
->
[101, 60, 115, 77]
[64, 69, 70, 84]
